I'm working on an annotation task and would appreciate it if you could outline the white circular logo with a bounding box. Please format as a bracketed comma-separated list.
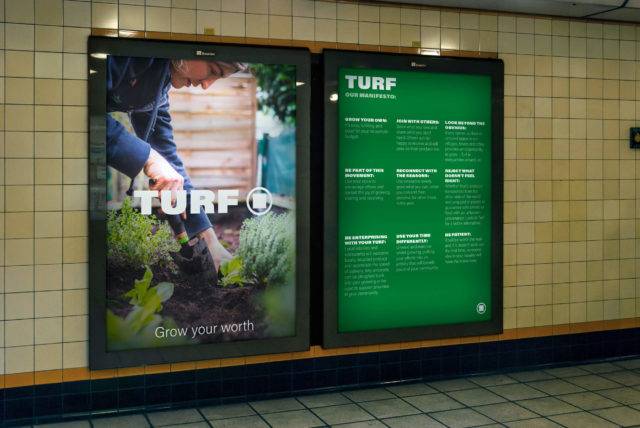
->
[247, 186, 273, 216]
[476, 302, 487, 314]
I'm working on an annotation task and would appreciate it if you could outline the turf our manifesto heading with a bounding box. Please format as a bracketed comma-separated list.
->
[343, 74, 398, 99]
[344, 74, 397, 91]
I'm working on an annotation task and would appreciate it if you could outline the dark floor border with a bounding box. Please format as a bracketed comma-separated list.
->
[2, 327, 640, 426]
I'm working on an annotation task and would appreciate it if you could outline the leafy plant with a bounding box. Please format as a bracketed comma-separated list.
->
[107, 267, 190, 350]
[237, 212, 294, 287]
[219, 256, 246, 287]
[250, 64, 297, 125]
[107, 197, 179, 269]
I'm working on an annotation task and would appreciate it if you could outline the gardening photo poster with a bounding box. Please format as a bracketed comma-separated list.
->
[103, 55, 298, 352]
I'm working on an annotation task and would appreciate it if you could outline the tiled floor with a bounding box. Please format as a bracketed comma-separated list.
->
[26, 358, 640, 427]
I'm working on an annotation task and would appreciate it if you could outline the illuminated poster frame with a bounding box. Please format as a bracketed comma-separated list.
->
[322, 50, 504, 348]
[88, 37, 310, 369]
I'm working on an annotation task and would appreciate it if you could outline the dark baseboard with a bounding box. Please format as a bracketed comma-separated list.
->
[2, 327, 640, 426]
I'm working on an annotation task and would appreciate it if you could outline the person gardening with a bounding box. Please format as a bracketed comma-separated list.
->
[106, 56, 246, 275]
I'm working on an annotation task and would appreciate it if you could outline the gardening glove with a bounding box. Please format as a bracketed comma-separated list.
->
[172, 237, 217, 279]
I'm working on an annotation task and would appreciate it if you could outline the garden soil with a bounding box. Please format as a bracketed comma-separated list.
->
[107, 204, 285, 344]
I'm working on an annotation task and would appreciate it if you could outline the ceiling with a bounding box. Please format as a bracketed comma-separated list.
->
[382, 0, 640, 22]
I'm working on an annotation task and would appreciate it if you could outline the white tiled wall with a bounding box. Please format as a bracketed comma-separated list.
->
[1, 0, 640, 375]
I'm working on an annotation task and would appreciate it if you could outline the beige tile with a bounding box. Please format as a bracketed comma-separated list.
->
[380, 6, 400, 24]
[63, 341, 87, 368]
[517, 33, 534, 54]
[5, 265, 33, 292]
[35, 212, 62, 238]
[92, 2, 118, 29]
[62, 211, 86, 237]
[146, 6, 171, 31]
[35, 264, 62, 291]
[63, 315, 87, 342]
[35, 290, 62, 318]
[35, 237, 62, 264]
[219, 11, 244, 36]
[63, 263, 87, 290]
[6, 23, 34, 51]
[358, 21, 379, 45]
[420, 26, 440, 49]
[63, 236, 86, 263]
[35, 316, 62, 344]
[62, 158, 86, 184]
[480, 14, 498, 31]
[6, 132, 34, 158]
[5, 293, 34, 320]
[34, 52, 62, 79]
[35, 343, 63, 371]
[35, 25, 62, 52]
[5, 158, 33, 185]
[5, 212, 34, 239]
[35, 185, 62, 211]
[5, 185, 34, 212]
[379, 23, 399, 45]
[337, 20, 357, 43]
[63, 0, 90, 27]
[36, 79, 63, 105]
[246, 0, 268, 14]
[35, 0, 63, 25]
[63, 288, 87, 316]
[197, 0, 221, 11]
[244, 13, 267, 38]
[62, 132, 85, 158]
[316, 18, 337, 42]
[171, 7, 196, 33]
[120, 5, 145, 31]
[35, 106, 62, 132]
[292, 17, 314, 41]
[62, 184, 86, 211]
[5, 345, 34, 374]
[35, 159, 62, 184]
[498, 32, 515, 53]
[62, 27, 89, 54]
[6, 0, 34, 23]
[337, 2, 357, 21]
[270, 0, 291, 15]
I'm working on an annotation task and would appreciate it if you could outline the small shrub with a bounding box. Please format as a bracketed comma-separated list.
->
[107, 197, 179, 269]
[107, 267, 189, 351]
[219, 256, 246, 287]
[237, 212, 294, 287]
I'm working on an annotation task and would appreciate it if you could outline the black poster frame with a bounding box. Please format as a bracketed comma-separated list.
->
[322, 50, 504, 348]
[88, 37, 311, 369]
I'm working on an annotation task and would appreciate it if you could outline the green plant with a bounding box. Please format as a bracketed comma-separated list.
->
[237, 212, 294, 287]
[107, 267, 190, 350]
[250, 64, 296, 125]
[107, 197, 179, 269]
[219, 256, 246, 287]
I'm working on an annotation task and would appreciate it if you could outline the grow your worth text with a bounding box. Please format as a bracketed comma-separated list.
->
[155, 320, 256, 339]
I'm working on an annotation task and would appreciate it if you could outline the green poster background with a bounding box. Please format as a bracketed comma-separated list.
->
[338, 67, 493, 333]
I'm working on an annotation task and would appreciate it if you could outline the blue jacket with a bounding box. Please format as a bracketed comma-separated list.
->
[106, 56, 211, 237]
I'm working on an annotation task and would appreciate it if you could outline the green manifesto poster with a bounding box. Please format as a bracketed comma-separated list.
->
[337, 67, 492, 333]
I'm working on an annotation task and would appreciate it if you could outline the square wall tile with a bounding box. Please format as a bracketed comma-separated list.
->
[5, 345, 34, 374]
[35, 316, 62, 344]
[92, 2, 118, 29]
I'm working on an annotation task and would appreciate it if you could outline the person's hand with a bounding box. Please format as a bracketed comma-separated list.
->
[197, 228, 232, 271]
[143, 148, 186, 219]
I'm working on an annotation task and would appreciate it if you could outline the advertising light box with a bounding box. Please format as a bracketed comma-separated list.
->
[323, 50, 504, 348]
[88, 37, 310, 369]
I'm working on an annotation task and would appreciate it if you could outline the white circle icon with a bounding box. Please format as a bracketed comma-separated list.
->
[476, 302, 487, 314]
[247, 187, 273, 216]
